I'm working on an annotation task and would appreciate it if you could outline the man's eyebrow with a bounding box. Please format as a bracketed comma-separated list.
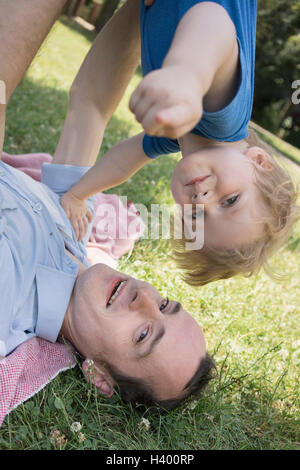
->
[138, 326, 165, 360]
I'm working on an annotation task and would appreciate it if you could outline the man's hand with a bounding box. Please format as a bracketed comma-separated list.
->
[144, 0, 155, 5]
[129, 65, 203, 140]
[60, 190, 93, 242]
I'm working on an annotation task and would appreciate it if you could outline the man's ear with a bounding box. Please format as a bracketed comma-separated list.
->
[245, 146, 274, 171]
[82, 359, 115, 398]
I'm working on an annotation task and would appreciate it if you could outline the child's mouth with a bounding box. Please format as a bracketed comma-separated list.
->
[185, 175, 210, 186]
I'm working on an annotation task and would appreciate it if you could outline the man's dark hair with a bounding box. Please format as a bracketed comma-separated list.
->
[105, 353, 216, 413]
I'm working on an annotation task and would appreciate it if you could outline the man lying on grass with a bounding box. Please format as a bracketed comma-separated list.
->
[0, 158, 215, 410]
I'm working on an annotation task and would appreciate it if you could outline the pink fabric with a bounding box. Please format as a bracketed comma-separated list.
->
[0, 338, 76, 426]
[0, 152, 145, 427]
[1, 152, 145, 263]
[2, 151, 53, 181]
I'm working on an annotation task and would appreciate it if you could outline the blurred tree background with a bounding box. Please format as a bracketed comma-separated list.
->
[65, 0, 300, 148]
[254, 0, 300, 148]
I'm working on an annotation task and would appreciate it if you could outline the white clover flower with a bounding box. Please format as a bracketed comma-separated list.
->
[138, 417, 150, 431]
[188, 400, 197, 410]
[204, 413, 214, 422]
[70, 421, 82, 433]
[78, 432, 86, 443]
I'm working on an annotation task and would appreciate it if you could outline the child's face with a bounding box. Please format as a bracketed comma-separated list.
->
[171, 146, 267, 249]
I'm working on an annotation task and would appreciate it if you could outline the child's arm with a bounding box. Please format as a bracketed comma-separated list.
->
[60, 132, 149, 241]
[53, 0, 141, 168]
[129, 1, 239, 140]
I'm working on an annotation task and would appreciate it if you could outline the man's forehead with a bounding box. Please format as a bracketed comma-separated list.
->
[142, 316, 206, 400]
[141, 309, 204, 365]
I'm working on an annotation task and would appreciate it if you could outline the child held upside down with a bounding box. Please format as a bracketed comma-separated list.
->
[59, 0, 298, 286]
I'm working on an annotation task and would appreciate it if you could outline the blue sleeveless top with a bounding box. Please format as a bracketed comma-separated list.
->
[140, 0, 257, 158]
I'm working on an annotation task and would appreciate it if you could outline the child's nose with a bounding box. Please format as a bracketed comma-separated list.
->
[191, 190, 210, 204]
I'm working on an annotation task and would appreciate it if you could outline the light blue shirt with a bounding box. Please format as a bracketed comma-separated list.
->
[0, 161, 93, 357]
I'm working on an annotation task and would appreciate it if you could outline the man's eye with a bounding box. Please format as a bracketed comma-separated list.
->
[223, 195, 239, 207]
[137, 327, 149, 343]
[160, 297, 169, 312]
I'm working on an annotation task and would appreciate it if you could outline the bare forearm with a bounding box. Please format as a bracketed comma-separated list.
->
[69, 133, 149, 200]
[0, 0, 66, 101]
[53, 97, 107, 167]
[53, 0, 141, 167]
[0, 0, 66, 155]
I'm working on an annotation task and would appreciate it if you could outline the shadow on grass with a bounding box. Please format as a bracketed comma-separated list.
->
[4, 75, 135, 156]
[57, 16, 143, 77]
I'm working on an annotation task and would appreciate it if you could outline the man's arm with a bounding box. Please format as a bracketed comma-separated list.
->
[0, 0, 67, 155]
[53, 0, 141, 167]
[129, 1, 239, 139]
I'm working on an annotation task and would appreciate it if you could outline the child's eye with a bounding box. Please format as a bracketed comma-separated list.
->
[160, 297, 169, 311]
[223, 195, 239, 207]
[137, 327, 149, 343]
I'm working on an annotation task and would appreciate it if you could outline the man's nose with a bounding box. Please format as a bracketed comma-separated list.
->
[130, 286, 160, 317]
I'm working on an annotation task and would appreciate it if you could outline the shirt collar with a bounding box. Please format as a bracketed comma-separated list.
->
[35, 263, 78, 343]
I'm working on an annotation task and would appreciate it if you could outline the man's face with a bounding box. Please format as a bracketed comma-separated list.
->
[171, 146, 266, 249]
[70, 264, 206, 401]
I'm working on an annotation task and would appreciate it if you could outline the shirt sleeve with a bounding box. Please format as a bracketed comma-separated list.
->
[41, 162, 95, 249]
[142, 135, 180, 158]
[41, 162, 95, 213]
[41, 163, 91, 196]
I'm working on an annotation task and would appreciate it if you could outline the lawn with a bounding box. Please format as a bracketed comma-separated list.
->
[1, 17, 299, 450]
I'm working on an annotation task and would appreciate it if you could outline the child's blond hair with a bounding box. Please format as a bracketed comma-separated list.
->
[172, 131, 299, 286]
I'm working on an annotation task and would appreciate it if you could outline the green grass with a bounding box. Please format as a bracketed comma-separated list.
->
[1, 17, 300, 450]
[249, 122, 300, 166]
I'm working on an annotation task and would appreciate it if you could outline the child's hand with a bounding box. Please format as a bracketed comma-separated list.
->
[129, 65, 203, 140]
[60, 191, 93, 242]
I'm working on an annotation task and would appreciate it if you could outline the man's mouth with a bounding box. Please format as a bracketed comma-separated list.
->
[185, 175, 210, 186]
[106, 279, 127, 307]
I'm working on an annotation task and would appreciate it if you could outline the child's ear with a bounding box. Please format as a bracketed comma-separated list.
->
[245, 146, 273, 171]
[82, 359, 115, 398]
